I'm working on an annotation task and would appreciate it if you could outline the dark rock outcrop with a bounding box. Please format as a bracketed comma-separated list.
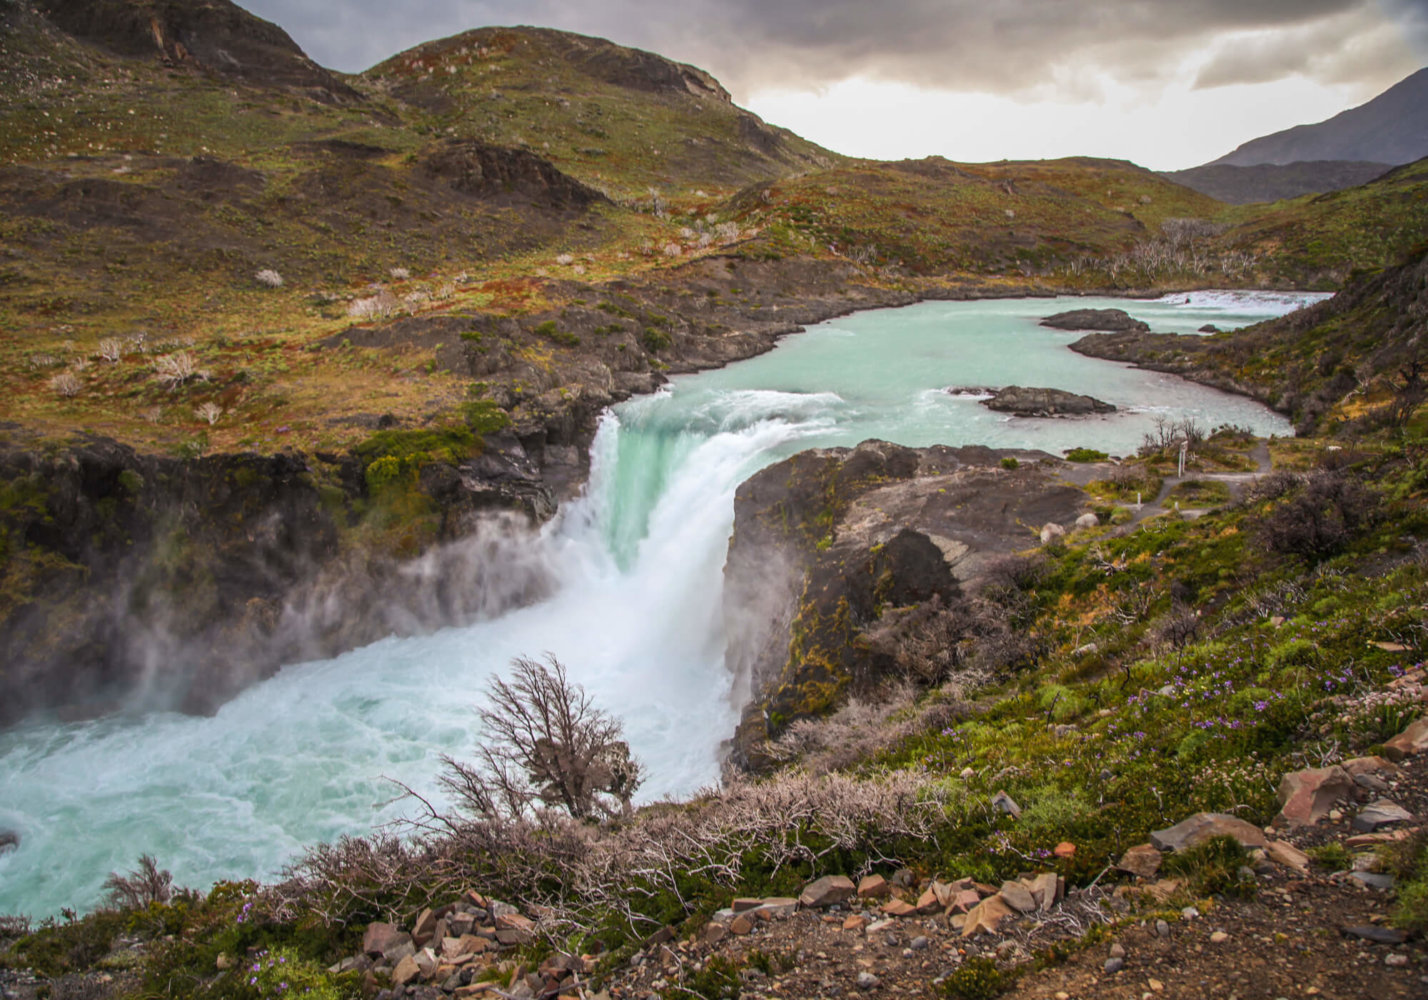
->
[34, 0, 362, 103]
[1040, 308, 1149, 333]
[723, 441, 1088, 770]
[420, 141, 608, 212]
[981, 386, 1116, 417]
[0, 431, 556, 726]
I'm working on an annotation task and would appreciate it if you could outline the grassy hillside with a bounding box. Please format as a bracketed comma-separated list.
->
[2, 0, 1427, 463]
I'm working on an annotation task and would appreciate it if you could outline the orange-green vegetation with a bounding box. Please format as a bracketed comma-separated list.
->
[361, 26, 840, 203]
[1223, 159, 1428, 288]
[725, 157, 1227, 279]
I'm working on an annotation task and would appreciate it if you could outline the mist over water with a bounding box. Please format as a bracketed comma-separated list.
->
[0, 292, 1319, 917]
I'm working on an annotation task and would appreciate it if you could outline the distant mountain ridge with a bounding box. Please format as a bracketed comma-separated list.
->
[1160, 161, 1392, 205]
[1209, 67, 1428, 167]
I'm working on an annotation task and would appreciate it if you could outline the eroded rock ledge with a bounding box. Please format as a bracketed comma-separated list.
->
[981, 385, 1117, 417]
[723, 440, 1092, 771]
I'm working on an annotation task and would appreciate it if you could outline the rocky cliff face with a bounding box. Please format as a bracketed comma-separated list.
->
[722, 441, 1090, 770]
[34, 0, 362, 103]
[0, 428, 556, 725]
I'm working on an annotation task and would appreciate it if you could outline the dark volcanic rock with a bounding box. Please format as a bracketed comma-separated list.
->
[724, 441, 1087, 770]
[420, 140, 608, 211]
[1040, 308, 1149, 333]
[35, 0, 362, 103]
[982, 386, 1116, 417]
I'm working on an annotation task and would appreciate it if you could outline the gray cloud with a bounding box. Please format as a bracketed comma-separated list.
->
[243, 0, 1422, 98]
[1193, 4, 1424, 88]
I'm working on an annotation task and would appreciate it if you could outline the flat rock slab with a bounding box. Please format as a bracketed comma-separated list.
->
[1040, 308, 1150, 333]
[1383, 716, 1428, 761]
[1343, 924, 1408, 944]
[1275, 765, 1356, 828]
[799, 875, 855, 908]
[1352, 798, 1414, 832]
[961, 894, 1015, 937]
[1150, 812, 1268, 852]
[982, 385, 1116, 417]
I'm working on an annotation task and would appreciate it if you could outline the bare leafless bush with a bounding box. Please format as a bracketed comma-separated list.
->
[0, 914, 31, 939]
[977, 553, 1046, 599]
[1153, 604, 1201, 652]
[1139, 416, 1205, 456]
[254, 268, 284, 289]
[103, 854, 173, 910]
[1255, 470, 1378, 561]
[347, 291, 398, 321]
[97, 337, 124, 363]
[767, 686, 921, 773]
[154, 351, 206, 391]
[48, 371, 81, 397]
[443, 655, 643, 822]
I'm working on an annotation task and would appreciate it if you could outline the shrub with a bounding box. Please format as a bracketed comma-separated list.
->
[1161, 835, 1256, 899]
[642, 327, 672, 352]
[154, 351, 206, 391]
[941, 956, 1015, 999]
[104, 854, 174, 910]
[443, 655, 644, 821]
[999, 456, 1019, 470]
[1256, 471, 1377, 560]
[97, 337, 124, 362]
[1307, 843, 1353, 871]
[48, 371, 81, 397]
[195, 401, 223, 426]
[1065, 447, 1108, 462]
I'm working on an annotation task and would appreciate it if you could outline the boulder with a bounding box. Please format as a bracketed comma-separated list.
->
[984, 385, 1117, 418]
[879, 899, 918, 917]
[1383, 716, 1428, 762]
[857, 874, 891, 899]
[1274, 765, 1355, 828]
[1027, 872, 1061, 910]
[1040, 309, 1150, 333]
[0, 829, 18, 854]
[799, 875, 856, 908]
[494, 913, 534, 945]
[730, 915, 754, 936]
[949, 888, 981, 914]
[363, 922, 408, 959]
[750, 897, 799, 919]
[998, 881, 1037, 914]
[1040, 522, 1067, 545]
[392, 954, 422, 988]
[1074, 512, 1100, 530]
[1117, 844, 1163, 878]
[961, 895, 1015, 937]
[915, 886, 942, 915]
[1150, 812, 1268, 852]
[412, 908, 438, 947]
[1352, 799, 1414, 832]
[991, 790, 1023, 819]
[1264, 840, 1310, 874]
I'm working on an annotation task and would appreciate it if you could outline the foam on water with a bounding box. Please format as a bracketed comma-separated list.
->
[0, 291, 1314, 917]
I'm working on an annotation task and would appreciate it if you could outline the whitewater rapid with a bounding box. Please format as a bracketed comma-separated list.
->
[0, 291, 1323, 916]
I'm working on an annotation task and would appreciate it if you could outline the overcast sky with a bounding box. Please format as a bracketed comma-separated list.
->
[244, 0, 1428, 170]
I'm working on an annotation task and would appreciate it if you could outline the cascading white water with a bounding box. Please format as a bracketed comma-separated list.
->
[0, 291, 1321, 917]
